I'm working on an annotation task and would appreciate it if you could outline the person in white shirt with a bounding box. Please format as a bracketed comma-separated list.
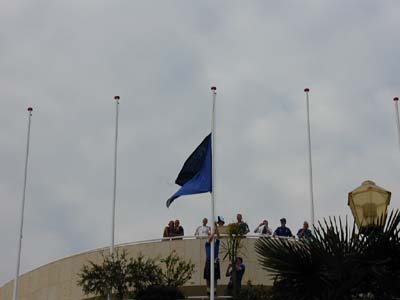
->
[254, 220, 272, 235]
[195, 217, 211, 237]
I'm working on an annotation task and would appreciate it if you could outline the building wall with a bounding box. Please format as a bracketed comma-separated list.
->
[0, 236, 272, 300]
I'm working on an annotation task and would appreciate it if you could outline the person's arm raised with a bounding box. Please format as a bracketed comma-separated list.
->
[215, 222, 220, 239]
[208, 223, 220, 242]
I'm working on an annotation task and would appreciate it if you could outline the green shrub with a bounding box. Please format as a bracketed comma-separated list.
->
[77, 250, 194, 300]
[159, 251, 195, 287]
[233, 281, 271, 300]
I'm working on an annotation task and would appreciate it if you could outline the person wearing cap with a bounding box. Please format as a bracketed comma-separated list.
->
[203, 217, 224, 296]
[273, 218, 293, 237]
[195, 217, 211, 237]
[216, 216, 229, 235]
[254, 220, 272, 236]
[297, 221, 312, 239]
[236, 213, 250, 235]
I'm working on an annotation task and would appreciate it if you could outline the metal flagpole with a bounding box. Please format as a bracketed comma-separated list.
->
[13, 107, 33, 300]
[304, 88, 315, 227]
[110, 96, 120, 255]
[210, 86, 217, 300]
[108, 96, 120, 300]
[394, 97, 400, 153]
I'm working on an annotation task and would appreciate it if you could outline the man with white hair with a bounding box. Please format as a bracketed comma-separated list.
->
[297, 221, 312, 239]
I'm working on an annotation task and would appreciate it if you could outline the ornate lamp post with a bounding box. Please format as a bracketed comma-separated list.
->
[348, 180, 391, 233]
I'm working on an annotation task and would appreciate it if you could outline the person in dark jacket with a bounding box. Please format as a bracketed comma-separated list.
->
[297, 221, 312, 239]
[273, 218, 293, 237]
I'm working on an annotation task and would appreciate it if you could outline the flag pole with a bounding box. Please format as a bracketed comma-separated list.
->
[110, 96, 120, 255]
[304, 88, 315, 227]
[394, 97, 400, 153]
[13, 107, 33, 300]
[210, 86, 217, 300]
[108, 96, 119, 300]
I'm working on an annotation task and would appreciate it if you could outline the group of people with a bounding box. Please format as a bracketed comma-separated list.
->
[163, 214, 312, 296]
[251, 216, 312, 239]
[266, 217, 313, 239]
[164, 214, 313, 240]
[162, 219, 184, 238]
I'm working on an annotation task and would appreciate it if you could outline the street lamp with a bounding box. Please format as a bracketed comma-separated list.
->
[348, 180, 391, 233]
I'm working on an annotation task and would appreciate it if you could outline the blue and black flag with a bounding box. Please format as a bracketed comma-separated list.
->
[166, 134, 212, 207]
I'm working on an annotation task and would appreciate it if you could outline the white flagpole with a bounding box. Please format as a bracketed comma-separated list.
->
[394, 97, 400, 153]
[13, 107, 33, 300]
[210, 86, 217, 300]
[304, 88, 315, 227]
[108, 96, 119, 300]
[110, 96, 120, 255]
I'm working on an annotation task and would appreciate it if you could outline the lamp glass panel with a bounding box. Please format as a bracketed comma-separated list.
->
[352, 190, 389, 227]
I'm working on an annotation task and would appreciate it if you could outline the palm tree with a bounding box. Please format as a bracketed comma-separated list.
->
[255, 210, 400, 300]
[221, 223, 245, 296]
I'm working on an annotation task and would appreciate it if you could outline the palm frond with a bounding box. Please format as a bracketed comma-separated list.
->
[255, 210, 400, 300]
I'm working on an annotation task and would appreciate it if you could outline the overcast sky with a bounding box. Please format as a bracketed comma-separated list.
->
[1, 0, 400, 286]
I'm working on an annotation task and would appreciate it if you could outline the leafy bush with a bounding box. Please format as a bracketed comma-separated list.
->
[159, 251, 195, 287]
[127, 255, 163, 298]
[77, 250, 132, 300]
[233, 281, 271, 300]
[77, 250, 194, 300]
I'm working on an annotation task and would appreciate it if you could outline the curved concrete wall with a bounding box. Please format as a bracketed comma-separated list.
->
[0, 236, 272, 300]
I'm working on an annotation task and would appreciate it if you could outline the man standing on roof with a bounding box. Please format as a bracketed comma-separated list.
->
[297, 221, 312, 239]
[195, 217, 211, 237]
[273, 218, 294, 237]
[254, 220, 272, 236]
[236, 213, 250, 234]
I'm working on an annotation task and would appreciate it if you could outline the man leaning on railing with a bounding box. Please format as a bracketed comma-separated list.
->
[254, 219, 273, 236]
[273, 218, 294, 238]
[235, 213, 250, 235]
